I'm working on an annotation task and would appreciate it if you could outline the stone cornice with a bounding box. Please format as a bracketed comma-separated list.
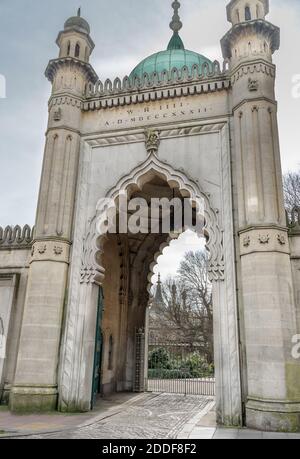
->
[221, 20, 280, 59]
[84, 121, 227, 148]
[231, 60, 276, 85]
[45, 57, 98, 84]
[83, 77, 230, 111]
[48, 95, 83, 109]
[232, 96, 277, 113]
[46, 126, 81, 136]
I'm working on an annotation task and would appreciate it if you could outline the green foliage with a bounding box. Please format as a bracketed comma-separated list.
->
[181, 353, 214, 378]
[148, 348, 214, 379]
[148, 348, 171, 370]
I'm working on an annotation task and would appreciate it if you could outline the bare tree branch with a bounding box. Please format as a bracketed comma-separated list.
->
[150, 250, 214, 364]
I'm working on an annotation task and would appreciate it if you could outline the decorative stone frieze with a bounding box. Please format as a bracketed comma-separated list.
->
[85, 122, 227, 148]
[239, 227, 290, 256]
[30, 240, 70, 264]
[49, 96, 83, 109]
[230, 61, 276, 86]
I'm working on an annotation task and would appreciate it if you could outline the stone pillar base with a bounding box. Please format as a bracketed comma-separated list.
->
[9, 385, 58, 413]
[246, 398, 300, 432]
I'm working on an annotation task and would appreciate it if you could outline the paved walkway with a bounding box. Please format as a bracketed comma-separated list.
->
[0, 393, 300, 439]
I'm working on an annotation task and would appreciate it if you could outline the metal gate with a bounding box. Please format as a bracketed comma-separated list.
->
[145, 339, 215, 396]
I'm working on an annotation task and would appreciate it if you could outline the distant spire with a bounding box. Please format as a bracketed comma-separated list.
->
[154, 273, 164, 307]
[77, 7, 81, 17]
[168, 1, 185, 50]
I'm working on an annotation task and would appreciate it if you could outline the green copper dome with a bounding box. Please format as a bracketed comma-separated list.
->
[130, 46, 212, 80]
[130, 0, 212, 80]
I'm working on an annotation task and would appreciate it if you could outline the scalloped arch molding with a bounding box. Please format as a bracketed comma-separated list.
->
[80, 153, 225, 288]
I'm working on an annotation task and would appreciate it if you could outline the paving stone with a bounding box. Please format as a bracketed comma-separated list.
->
[20, 394, 212, 440]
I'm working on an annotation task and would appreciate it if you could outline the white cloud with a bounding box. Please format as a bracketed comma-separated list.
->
[152, 230, 206, 283]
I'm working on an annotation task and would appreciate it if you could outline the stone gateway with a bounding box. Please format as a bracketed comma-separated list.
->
[1, 0, 300, 433]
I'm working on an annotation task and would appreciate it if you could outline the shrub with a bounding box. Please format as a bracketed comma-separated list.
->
[148, 347, 171, 370]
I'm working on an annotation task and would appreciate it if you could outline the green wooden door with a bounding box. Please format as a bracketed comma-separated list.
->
[91, 287, 104, 409]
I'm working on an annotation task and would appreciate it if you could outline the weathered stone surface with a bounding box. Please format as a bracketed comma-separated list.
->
[0, 0, 299, 433]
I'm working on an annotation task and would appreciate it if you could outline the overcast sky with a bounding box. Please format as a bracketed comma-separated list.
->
[0, 0, 299, 279]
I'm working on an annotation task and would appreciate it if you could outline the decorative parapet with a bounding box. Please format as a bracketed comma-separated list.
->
[289, 206, 300, 235]
[83, 61, 230, 110]
[0, 225, 35, 249]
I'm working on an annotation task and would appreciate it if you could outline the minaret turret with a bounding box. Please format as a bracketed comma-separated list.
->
[221, 0, 279, 68]
[57, 8, 94, 62]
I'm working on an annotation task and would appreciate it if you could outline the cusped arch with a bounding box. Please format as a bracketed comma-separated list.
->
[80, 154, 225, 286]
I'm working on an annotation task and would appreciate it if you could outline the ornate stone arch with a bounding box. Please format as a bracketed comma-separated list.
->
[60, 147, 242, 423]
[80, 153, 225, 287]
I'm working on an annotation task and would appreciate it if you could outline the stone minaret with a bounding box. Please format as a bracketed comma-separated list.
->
[222, 0, 300, 431]
[10, 11, 98, 412]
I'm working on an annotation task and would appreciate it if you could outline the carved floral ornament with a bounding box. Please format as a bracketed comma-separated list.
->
[243, 235, 251, 247]
[145, 129, 160, 154]
[54, 245, 63, 255]
[277, 234, 286, 246]
[38, 244, 47, 254]
[258, 234, 270, 245]
[241, 233, 287, 248]
[30, 242, 66, 259]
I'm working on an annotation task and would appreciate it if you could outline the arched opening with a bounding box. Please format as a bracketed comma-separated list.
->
[75, 43, 80, 58]
[92, 168, 218, 400]
[245, 6, 251, 21]
[59, 152, 242, 426]
[66, 41, 71, 56]
[145, 230, 215, 396]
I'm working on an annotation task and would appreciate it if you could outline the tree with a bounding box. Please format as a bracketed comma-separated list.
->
[150, 250, 214, 364]
[283, 170, 300, 217]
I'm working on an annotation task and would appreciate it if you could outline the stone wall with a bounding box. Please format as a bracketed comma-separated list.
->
[0, 245, 31, 404]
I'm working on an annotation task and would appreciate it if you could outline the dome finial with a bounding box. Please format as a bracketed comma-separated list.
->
[170, 0, 183, 34]
[168, 1, 184, 50]
[77, 7, 81, 17]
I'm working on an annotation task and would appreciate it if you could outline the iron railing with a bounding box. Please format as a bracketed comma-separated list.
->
[145, 340, 215, 396]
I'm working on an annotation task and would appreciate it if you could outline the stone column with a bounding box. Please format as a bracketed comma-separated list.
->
[232, 68, 300, 432]
[10, 124, 81, 412]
